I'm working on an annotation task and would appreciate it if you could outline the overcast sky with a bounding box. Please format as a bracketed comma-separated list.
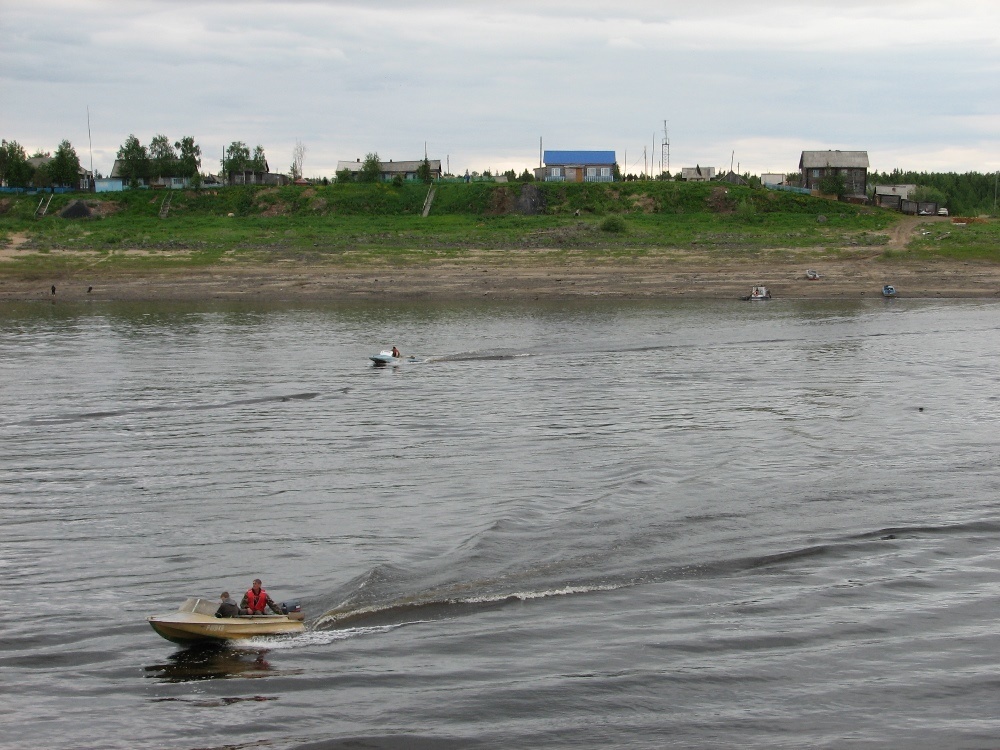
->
[2, 0, 998, 179]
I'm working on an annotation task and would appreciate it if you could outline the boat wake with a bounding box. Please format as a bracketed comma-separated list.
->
[13, 392, 322, 426]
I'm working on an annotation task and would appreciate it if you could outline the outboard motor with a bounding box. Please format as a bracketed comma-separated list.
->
[280, 601, 301, 615]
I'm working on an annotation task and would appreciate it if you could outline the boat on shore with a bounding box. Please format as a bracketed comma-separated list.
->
[743, 285, 771, 301]
[882, 284, 897, 298]
[148, 597, 305, 645]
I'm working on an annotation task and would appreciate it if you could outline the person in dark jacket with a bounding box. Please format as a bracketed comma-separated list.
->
[240, 579, 282, 615]
[216, 592, 239, 618]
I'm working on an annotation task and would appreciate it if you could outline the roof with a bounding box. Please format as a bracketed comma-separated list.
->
[799, 150, 869, 169]
[336, 159, 442, 174]
[543, 150, 616, 166]
[874, 184, 916, 196]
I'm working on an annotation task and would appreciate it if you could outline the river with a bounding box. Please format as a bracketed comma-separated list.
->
[2, 297, 999, 749]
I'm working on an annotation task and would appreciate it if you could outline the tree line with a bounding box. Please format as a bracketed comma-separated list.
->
[114, 134, 203, 188]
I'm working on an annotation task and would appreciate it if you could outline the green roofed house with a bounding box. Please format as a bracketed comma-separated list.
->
[534, 150, 616, 183]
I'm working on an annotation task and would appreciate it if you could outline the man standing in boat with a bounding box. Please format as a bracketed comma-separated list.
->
[240, 579, 283, 615]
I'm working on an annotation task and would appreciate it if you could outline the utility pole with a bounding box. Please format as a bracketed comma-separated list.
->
[86, 106, 94, 189]
[662, 121, 670, 178]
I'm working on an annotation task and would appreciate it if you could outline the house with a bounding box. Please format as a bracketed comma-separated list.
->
[109, 159, 195, 189]
[799, 150, 869, 198]
[534, 151, 616, 183]
[95, 178, 125, 193]
[681, 166, 715, 182]
[27, 155, 93, 191]
[873, 184, 917, 210]
[336, 158, 443, 182]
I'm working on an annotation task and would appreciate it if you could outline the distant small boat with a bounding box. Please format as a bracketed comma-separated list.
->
[805, 269, 820, 280]
[882, 285, 897, 298]
[370, 350, 402, 366]
[746, 285, 771, 301]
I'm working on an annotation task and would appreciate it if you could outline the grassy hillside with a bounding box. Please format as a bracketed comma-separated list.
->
[1, 181, 995, 274]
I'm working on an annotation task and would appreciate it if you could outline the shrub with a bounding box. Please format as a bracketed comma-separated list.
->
[600, 215, 627, 233]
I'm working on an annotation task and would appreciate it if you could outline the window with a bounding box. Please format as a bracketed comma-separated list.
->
[601, 167, 611, 177]
[587, 167, 597, 176]
[551, 167, 562, 177]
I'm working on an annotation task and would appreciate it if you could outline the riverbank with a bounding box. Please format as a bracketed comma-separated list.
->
[2, 253, 999, 302]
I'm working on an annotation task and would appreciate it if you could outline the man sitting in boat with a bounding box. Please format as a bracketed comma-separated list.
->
[240, 579, 283, 615]
[391, 346, 401, 358]
[216, 591, 239, 618]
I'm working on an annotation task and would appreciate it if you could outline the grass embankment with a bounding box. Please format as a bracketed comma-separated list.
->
[0, 181, 995, 278]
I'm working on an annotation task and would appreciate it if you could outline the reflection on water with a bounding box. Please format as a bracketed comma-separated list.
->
[144, 644, 274, 683]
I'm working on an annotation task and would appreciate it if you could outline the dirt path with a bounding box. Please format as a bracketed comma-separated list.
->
[0, 232, 30, 260]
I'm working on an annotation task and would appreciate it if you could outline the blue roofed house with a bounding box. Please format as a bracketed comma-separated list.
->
[534, 150, 616, 182]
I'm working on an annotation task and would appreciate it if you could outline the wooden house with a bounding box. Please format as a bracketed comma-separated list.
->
[873, 184, 916, 210]
[681, 166, 715, 182]
[799, 150, 869, 198]
[336, 158, 442, 182]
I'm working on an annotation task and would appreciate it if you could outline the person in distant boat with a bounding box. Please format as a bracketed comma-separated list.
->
[240, 579, 282, 615]
[216, 591, 239, 618]
[391, 346, 401, 358]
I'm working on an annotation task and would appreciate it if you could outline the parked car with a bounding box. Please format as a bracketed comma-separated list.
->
[938, 207, 949, 216]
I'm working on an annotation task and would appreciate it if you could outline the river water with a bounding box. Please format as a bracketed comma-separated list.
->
[2, 297, 1000, 749]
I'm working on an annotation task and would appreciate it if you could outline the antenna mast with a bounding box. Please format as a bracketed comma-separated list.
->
[661, 121, 670, 177]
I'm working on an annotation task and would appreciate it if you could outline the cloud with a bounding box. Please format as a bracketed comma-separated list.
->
[1, 0, 998, 176]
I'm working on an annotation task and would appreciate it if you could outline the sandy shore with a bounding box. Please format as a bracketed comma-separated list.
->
[2, 254, 999, 303]
[2, 217, 997, 302]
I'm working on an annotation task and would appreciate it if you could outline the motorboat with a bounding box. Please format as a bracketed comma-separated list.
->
[370, 350, 403, 366]
[746, 285, 771, 301]
[370, 349, 418, 366]
[882, 284, 897, 298]
[148, 597, 304, 645]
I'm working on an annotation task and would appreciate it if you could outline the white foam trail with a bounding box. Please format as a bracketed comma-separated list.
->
[244, 621, 427, 650]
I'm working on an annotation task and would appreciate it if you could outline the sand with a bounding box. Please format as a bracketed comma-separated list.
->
[1, 217, 997, 303]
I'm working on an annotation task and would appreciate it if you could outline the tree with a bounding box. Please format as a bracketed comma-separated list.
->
[818, 171, 846, 198]
[174, 136, 201, 181]
[290, 139, 306, 180]
[149, 134, 176, 179]
[0, 140, 34, 188]
[335, 168, 354, 183]
[48, 140, 82, 188]
[518, 169, 535, 182]
[31, 159, 52, 189]
[222, 141, 250, 181]
[912, 185, 948, 206]
[250, 145, 267, 174]
[116, 134, 148, 188]
[417, 156, 433, 184]
[359, 152, 381, 183]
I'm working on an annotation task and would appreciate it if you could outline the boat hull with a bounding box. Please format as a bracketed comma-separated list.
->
[148, 611, 304, 644]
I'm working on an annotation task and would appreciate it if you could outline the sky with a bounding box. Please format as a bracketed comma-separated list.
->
[2, 0, 999, 180]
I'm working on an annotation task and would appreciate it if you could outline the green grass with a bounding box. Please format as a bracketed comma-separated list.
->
[0, 182, 989, 276]
[903, 219, 1000, 261]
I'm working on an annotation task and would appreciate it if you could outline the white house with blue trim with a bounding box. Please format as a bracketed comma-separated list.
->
[534, 150, 616, 183]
